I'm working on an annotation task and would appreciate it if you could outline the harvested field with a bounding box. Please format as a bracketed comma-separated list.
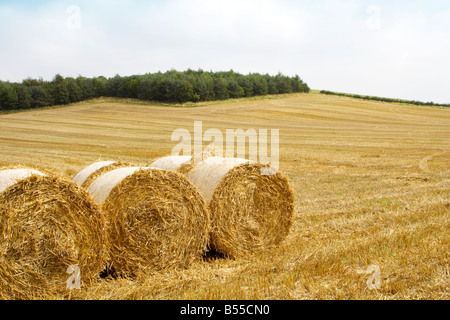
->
[0, 92, 449, 299]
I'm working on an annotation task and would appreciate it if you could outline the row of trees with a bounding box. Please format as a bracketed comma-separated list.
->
[0, 70, 310, 111]
[320, 90, 449, 107]
[0, 75, 109, 110]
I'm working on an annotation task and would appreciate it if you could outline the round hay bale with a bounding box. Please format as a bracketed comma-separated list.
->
[150, 156, 194, 175]
[150, 145, 220, 176]
[0, 169, 108, 299]
[86, 167, 210, 277]
[73, 161, 115, 186]
[73, 160, 134, 188]
[187, 157, 294, 259]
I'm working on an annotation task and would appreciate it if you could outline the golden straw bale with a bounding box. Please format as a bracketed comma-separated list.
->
[72, 161, 115, 186]
[0, 169, 108, 299]
[72, 160, 134, 188]
[86, 167, 210, 277]
[150, 145, 221, 176]
[187, 157, 294, 259]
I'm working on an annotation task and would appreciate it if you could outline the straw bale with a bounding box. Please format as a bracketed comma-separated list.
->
[0, 169, 45, 193]
[73, 161, 134, 188]
[187, 157, 294, 259]
[0, 169, 108, 299]
[150, 156, 192, 171]
[150, 156, 194, 175]
[150, 145, 221, 176]
[72, 161, 115, 186]
[86, 167, 210, 277]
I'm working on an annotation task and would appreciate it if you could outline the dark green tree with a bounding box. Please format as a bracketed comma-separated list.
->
[164, 72, 196, 103]
[250, 74, 268, 96]
[93, 76, 108, 97]
[81, 78, 96, 100]
[213, 76, 229, 100]
[237, 75, 253, 97]
[148, 73, 169, 101]
[117, 76, 134, 98]
[124, 76, 140, 99]
[1, 70, 312, 108]
[227, 79, 244, 98]
[51, 74, 70, 105]
[28, 86, 50, 109]
[12, 83, 31, 109]
[265, 74, 278, 94]
[22, 77, 47, 88]
[65, 77, 82, 103]
[194, 73, 215, 101]
[137, 74, 153, 101]
[275, 73, 293, 94]
[106, 75, 122, 97]
[0, 82, 19, 110]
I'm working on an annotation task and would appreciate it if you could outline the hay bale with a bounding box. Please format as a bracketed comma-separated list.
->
[150, 156, 194, 175]
[0, 169, 46, 193]
[0, 169, 108, 299]
[72, 161, 115, 186]
[73, 161, 134, 188]
[187, 157, 294, 259]
[150, 145, 221, 175]
[86, 167, 210, 277]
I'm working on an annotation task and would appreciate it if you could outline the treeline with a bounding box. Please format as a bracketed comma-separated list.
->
[0, 69, 309, 111]
[320, 90, 449, 107]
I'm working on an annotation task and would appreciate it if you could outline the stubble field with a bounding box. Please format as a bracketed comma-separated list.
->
[0, 92, 448, 299]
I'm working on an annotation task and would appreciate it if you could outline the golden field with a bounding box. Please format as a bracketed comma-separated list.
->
[0, 92, 449, 299]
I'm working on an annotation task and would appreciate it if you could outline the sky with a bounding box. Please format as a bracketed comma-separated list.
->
[0, 0, 449, 103]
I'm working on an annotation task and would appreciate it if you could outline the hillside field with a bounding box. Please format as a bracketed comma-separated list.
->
[0, 92, 449, 299]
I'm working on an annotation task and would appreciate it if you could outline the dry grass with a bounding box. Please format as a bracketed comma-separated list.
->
[0, 92, 448, 299]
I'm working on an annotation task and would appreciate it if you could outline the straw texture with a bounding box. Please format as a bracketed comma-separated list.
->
[187, 157, 294, 259]
[72, 161, 115, 186]
[86, 167, 210, 277]
[0, 169, 108, 299]
[73, 161, 134, 189]
[150, 145, 221, 176]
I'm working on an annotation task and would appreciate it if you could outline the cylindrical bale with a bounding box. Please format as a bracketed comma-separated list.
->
[73, 161, 133, 188]
[187, 157, 294, 259]
[86, 167, 210, 277]
[0, 169, 108, 299]
[150, 156, 193, 175]
[73, 161, 115, 186]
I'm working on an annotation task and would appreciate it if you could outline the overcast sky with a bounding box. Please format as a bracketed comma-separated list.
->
[0, 0, 449, 103]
